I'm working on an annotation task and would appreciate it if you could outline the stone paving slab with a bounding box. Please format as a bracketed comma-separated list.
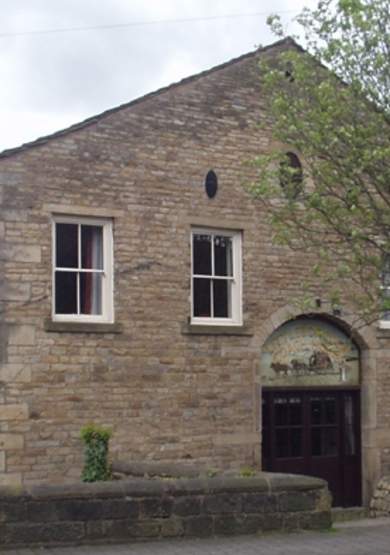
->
[2, 518, 390, 555]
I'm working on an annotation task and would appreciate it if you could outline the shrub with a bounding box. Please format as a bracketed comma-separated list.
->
[80, 424, 112, 482]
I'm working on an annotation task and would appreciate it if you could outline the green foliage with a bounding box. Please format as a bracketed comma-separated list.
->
[239, 466, 257, 478]
[251, 0, 390, 325]
[80, 424, 112, 482]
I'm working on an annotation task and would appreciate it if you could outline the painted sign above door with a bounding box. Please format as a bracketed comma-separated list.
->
[261, 319, 359, 387]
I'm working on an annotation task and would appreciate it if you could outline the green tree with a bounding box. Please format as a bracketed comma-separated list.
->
[252, 0, 390, 324]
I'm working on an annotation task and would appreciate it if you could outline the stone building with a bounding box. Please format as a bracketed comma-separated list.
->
[0, 37, 388, 507]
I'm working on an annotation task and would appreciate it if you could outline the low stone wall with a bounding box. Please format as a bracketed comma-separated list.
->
[370, 475, 390, 517]
[0, 473, 331, 548]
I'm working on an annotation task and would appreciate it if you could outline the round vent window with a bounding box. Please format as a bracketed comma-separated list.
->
[205, 170, 218, 198]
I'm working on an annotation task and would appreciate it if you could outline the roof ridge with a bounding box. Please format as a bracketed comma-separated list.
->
[0, 37, 300, 160]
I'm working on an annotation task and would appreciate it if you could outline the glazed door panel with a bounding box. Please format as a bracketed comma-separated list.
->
[262, 389, 361, 507]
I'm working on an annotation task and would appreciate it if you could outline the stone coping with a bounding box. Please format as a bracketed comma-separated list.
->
[0, 473, 326, 500]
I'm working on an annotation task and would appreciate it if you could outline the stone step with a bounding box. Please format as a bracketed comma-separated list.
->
[332, 506, 369, 523]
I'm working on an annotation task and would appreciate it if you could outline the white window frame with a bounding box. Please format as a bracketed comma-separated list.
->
[191, 228, 242, 326]
[52, 215, 114, 323]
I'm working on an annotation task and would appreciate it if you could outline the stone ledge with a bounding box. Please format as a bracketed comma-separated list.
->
[0, 473, 327, 500]
[181, 324, 253, 336]
[44, 320, 123, 334]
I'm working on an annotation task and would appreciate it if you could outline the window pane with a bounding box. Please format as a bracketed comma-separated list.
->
[56, 223, 78, 268]
[275, 429, 289, 458]
[214, 236, 233, 276]
[311, 428, 338, 457]
[290, 397, 303, 425]
[311, 397, 322, 425]
[193, 234, 211, 275]
[274, 397, 289, 426]
[213, 280, 231, 318]
[291, 429, 302, 457]
[80, 273, 102, 315]
[193, 278, 211, 317]
[81, 225, 103, 269]
[325, 397, 337, 425]
[55, 271, 77, 314]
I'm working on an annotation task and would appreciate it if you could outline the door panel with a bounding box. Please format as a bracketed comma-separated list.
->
[262, 389, 361, 507]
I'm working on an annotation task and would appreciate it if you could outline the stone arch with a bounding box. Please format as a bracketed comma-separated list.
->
[251, 304, 379, 506]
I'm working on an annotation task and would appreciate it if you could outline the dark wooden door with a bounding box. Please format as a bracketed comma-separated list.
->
[262, 389, 361, 507]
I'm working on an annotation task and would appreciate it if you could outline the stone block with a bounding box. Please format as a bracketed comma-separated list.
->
[0, 282, 31, 302]
[204, 493, 241, 514]
[8, 325, 35, 346]
[0, 474, 22, 488]
[173, 496, 201, 516]
[278, 492, 317, 512]
[299, 510, 332, 530]
[0, 500, 27, 523]
[243, 492, 277, 513]
[0, 434, 24, 451]
[1, 522, 85, 546]
[161, 517, 183, 537]
[183, 516, 213, 537]
[86, 519, 133, 540]
[128, 520, 160, 538]
[141, 496, 173, 518]
[55, 499, 103, 521]
[0, 245, 41, 263]
[0, 404, 29, 421]
[0, 451, 4, 472]
[100, 498, 139, 519]
[0, 364, 31, 383]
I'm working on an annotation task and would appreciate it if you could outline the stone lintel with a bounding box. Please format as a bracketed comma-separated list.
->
[43, 203, 124, 218]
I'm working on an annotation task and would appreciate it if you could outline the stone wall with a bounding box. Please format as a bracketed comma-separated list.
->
[0, 473, 331, 548]
[370, 475, 390, 516]
[0, 37, 387, 503]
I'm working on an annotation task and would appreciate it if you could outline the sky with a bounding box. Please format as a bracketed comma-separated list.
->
[0, 0, 318, 153]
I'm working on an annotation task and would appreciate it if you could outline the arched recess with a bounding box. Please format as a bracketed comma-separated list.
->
[250, 305, 379, 507]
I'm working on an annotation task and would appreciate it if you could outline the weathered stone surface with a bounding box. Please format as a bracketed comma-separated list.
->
[173, 496, 202, 516]
[1, 521, 85, 546]
[7, 325, 35, 346]
[278, 492, 317, 513]
[0, 404, 29, 421]
[0, 282, 31, 302]
[204, 493, 241, 514]
[0, 364, 31, 383]
[0, 475, 331, 547]
[0, 244, 41, 263]
[0, 434, 23, 450]
[184, 516, 214, 537]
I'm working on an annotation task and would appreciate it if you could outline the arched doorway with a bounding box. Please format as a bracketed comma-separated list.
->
[260, 317, 361, 507]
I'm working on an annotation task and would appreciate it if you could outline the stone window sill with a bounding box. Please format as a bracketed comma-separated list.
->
[181, 323, 253, 336]
[44, 319, 123, 334]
